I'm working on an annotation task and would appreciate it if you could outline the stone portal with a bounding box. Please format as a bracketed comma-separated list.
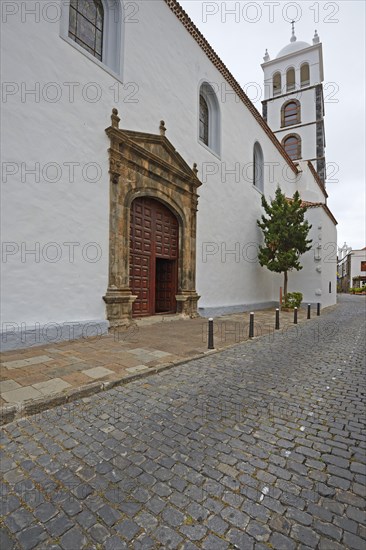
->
[103, 110, 201, 327]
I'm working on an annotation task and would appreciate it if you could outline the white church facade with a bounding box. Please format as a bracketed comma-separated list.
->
[1, 0, 337, 347]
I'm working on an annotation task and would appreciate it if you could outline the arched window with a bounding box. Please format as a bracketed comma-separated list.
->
[199, 96, 209, 146]
[286, 67, 295, 92]
[273, 72, 281, 96]
[69, 0, 104, 61]
[300, 63, 310, 87]
[253, 142, 264, 192]
[198, 83, 221, 155]
[283, 134, 301, 160]
[282, 100, 301, 127]
[63, 0, 122, 74]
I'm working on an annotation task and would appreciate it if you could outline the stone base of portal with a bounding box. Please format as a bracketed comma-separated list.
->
[103, 288, 138, 328]
[175, 292, 201, 318]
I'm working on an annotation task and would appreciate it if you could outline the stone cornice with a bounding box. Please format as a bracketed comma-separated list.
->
[106, 126, 201, 191]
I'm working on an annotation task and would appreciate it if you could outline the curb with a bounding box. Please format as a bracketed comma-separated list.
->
[0, 339, 249, 426]
[0, 352, 214, 426]
[0, 308, 327, 426]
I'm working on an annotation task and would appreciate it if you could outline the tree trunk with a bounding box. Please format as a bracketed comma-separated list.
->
[284, 271, 288, 303]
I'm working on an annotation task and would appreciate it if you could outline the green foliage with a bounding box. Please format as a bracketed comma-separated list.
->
[283, 291, 303, 308]
[257, 188, 312, 274]
[257, 188, 312, 301]
[350, 287, 365, 294]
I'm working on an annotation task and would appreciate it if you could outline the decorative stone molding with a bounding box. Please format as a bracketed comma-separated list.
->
[103, 109, 202, 326]
[103, 287, 138, 327]
[176, 292, 201, 318]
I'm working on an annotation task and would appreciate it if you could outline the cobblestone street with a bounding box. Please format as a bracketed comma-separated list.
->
[1, 295, 365, 549]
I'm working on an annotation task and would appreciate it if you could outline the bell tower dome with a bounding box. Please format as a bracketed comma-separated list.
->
[261, 24, 326, 185]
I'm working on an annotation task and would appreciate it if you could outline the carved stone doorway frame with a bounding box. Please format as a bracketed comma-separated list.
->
[103, 110, 201, 327]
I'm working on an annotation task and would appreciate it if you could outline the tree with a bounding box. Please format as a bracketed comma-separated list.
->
[257, 188, 312, 303]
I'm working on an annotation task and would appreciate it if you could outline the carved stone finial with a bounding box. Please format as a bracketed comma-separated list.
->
[193, 163, 198, 176]
[159, 120, 166, 136]
[111, 108, 120, 129]
[263, 48, 270, 62]
[290, 20, 297, 42]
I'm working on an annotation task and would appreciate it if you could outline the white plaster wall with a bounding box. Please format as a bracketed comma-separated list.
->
[288, 207, 337, 309]
[121, 1, 303, 310]
[319, 209, 338, 307]
[1, 0, 336, 330]
[1, 2, 115, 327]
[265, 87, 319, 167]
[254, 161, 336, 309]
[294, 162, 326, 203]
[275, 125, 317, 163]
[266, 88, 317, 129]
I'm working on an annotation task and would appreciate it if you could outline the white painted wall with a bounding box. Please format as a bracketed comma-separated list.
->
[275, 123, 318, 163]
[1, 0, 336, 336]
[1, 4, 112, 327]
[266, 88, 317, 129]
[276, 207, 336, 309]
[304, 207, 337, 308]
[264, 161, 336, 309]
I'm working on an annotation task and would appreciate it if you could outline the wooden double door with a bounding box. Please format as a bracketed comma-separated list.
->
[130, 198, 179, 316]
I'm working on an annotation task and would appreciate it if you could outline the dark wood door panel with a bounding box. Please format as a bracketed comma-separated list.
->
[130, 253, 150, 316]
[155, 259, 177, 313]
[130, 198, 179, 316]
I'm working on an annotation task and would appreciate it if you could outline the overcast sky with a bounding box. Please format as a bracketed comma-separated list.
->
[179, 0, 366, 250]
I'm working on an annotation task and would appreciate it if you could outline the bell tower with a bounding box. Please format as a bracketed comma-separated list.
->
[261, 24, 326, 185]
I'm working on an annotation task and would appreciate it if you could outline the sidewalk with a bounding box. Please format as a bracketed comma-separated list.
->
[0, 307, 310, 424]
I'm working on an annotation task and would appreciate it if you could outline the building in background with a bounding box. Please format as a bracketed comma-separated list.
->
[338, 244, 366, 291]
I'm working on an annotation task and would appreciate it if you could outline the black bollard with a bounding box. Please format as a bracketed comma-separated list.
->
[307, 304, 311, 319]
[249, 312, 254, 338]
[294, 307, 298, 324]
[208, 318, 214, 350]
[275, 308, 280, 330]
[317, 303, 321, 316]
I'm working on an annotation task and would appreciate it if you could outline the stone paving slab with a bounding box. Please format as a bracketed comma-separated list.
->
[32, 378, 72, 396]
[0, 295, 364, 549]
[1, 386, 43, 404]
[0, 381, 21, 393]
[1, 307, 312, 422]
[82, 367, 116, 380]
